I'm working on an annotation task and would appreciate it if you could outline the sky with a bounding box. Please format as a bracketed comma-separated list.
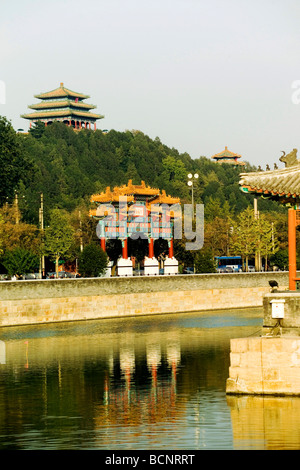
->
[1, 0, 300, 167]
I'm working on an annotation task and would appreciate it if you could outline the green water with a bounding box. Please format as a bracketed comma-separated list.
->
[0, 307, 299, 450]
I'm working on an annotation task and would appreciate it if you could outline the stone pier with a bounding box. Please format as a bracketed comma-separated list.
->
[226, 290, 300, 395]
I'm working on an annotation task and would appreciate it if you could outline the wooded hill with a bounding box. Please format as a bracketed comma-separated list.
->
[16, 121, 283, 224]
[0, 117, 289, 274]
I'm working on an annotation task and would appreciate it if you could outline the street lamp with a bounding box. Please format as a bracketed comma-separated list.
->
[187, 173, 199, 214]
[39, 193, 45, 279]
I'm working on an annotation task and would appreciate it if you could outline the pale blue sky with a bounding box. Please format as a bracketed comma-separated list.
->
[1, 0, 300, 166]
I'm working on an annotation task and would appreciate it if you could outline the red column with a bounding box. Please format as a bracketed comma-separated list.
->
[29, 122, 32, 129]
[69, 120, 71, 126]
[94, 122, 96, 131]
[168, 238, 174, 258]
[149, 238, 154, 258]
[122, 239, 128, 259]
[100, 238, 106, 252]
[45, 121, 47, 127]
[288, 208, 297, 291]
[89, 122, 91, 130]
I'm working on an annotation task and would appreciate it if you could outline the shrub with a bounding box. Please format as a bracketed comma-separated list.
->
[78, 243, 108, 277]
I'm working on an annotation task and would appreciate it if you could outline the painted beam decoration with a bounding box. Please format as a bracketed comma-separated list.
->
[90, 180, 181, 276]
[239, 148, 300, 205]
[239, 148, 300, 290]
[90, 180, 180, 242]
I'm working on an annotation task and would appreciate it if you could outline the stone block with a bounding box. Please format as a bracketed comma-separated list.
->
[247, 337, 263, 352]
[230, 338, 249, 353]
[227, 336, 300, 395]
[240, 351, 262, 368]
[230, 352, 241, 368]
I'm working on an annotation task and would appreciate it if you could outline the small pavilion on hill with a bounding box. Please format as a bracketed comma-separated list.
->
[211, 146, 245, 166]
[239, 148, 300, 290]
[21, 83, 104, 130]
[89, 180, 181, 276]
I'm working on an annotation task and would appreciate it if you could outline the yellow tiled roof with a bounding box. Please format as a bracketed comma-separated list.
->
[240, 165, 300, 199]
[90, 181, 180, 206]
[29, 100, 96, 110]
[34, 83, 89, 100]
[211, 146, 245, 165]
[21, 109, 104, 120]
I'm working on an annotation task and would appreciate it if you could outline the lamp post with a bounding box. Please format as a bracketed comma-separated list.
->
[187, 173, 199, 217]
[39, 193, 45, 279]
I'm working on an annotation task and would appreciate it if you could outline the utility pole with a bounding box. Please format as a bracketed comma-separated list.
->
[254, 197, 261, 271]
[39, 193, 45, 279]
[15, 192, 19, 224]
[79, 210, 83, 252]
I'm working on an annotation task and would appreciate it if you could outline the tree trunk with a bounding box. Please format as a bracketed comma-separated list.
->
[56, 256, 59, 278]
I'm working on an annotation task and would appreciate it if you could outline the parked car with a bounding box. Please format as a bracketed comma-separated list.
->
[217, 267, 225, 273]
[224, 266, 234, 273]
[183, 267, 194, 274]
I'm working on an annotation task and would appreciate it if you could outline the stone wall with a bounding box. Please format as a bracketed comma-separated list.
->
[226, 336, 300, 395]
[263, 292, 300, 328]
[0, 272, 289, 328]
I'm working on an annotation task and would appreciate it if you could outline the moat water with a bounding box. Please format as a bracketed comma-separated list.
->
[0, 307, 299, 450]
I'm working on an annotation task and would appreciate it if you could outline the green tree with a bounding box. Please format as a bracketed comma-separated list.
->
[29, 121, 45, 139]
[3, 247, 39, 278]
[270, 248, 289, 271]
[78, 242, 108, 277]
[162, 155, 187, 181]
[230, 207, 259, 271]
[204, 216, 233, 258]
[0, 116, 34, 205]
[257, 216, 279, 271]
[44, 209, 74, 277]
[194, 250, 216, 273]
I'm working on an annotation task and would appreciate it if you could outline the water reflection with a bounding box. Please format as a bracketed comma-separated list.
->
[1, 307, 297, 450]
[227, 395, 300, 450]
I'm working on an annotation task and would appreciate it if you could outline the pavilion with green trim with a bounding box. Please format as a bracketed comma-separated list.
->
[21, 83, 104, 130]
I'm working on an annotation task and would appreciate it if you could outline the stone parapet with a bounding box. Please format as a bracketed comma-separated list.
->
[0, 271, 290, 327]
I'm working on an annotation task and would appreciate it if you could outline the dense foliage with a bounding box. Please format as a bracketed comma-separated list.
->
[78, 243, 108, 277]
[0, 118, 290, 275]
[0, 116, 34, 206]
[18, 121, 284, 224]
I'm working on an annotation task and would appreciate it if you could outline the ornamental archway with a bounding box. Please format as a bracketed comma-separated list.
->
[89, 180, 180, 276]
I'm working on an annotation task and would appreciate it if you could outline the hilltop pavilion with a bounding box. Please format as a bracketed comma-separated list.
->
[211, 146, 245, 166]
[21, 83, 104, 130]
[90, 180, 181, 276]
[239, 148, 300, 290]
